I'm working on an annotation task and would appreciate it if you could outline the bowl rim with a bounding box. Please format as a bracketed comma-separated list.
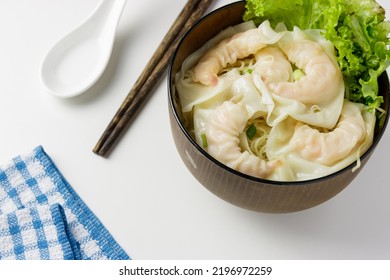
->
[167, 0, 390, 186]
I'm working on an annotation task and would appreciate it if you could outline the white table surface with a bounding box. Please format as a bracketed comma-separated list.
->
[1, 0, 389, 260]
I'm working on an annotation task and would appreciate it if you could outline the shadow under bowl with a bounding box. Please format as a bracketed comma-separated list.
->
[168, 1, 390, 213]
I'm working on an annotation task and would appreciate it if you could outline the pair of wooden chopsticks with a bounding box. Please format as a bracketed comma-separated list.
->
[93, 0, 214, 157]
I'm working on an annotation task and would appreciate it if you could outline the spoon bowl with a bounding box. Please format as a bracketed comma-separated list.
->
[40, 0, 127, 98]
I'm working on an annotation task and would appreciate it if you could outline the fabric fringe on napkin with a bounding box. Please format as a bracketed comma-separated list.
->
[0, 146, 129, 260]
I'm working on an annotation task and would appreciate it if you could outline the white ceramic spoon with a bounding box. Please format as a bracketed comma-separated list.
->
[40, 0, 127, 98]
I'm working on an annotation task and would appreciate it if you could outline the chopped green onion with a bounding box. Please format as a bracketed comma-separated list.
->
[240, 68, 253, 75]
[246, 123, 257, 140]
[293, 69, 305, 81]
[201, 133, 208, 148]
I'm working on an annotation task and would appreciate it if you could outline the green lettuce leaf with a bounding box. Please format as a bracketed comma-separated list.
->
[243, 0, 390, 110]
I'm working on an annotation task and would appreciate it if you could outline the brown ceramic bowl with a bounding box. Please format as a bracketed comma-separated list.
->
[168, 1, 390, 213]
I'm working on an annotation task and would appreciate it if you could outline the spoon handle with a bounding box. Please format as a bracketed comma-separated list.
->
[93, 0, 214, 157]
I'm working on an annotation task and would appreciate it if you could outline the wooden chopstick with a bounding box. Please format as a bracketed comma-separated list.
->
[93, 0, 214, 157]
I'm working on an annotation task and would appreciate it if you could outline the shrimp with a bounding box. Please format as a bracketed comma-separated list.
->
[205, 100, 281, 178]
[254, 47, 293, 84]
[269, 37, 344, 105]
[193, 21, 282, 86]
[289, 100, 368, 165]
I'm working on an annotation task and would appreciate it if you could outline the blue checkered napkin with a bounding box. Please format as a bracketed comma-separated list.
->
[0, 204, 77, 260]
[0, 146, 129, 260]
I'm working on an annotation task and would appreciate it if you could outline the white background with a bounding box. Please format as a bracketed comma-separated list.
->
[0, 0, 389, 260]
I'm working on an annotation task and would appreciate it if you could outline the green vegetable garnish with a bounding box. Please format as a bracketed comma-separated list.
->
[246, 123, 257, 140]
[293, 69, 305, 81]
[239, 68, 253, 75]
[243, 0, 390, 111]
[201, 133, 208, 148]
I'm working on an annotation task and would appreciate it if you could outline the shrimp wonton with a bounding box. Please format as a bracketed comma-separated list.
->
[175, 21, 376, 181]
